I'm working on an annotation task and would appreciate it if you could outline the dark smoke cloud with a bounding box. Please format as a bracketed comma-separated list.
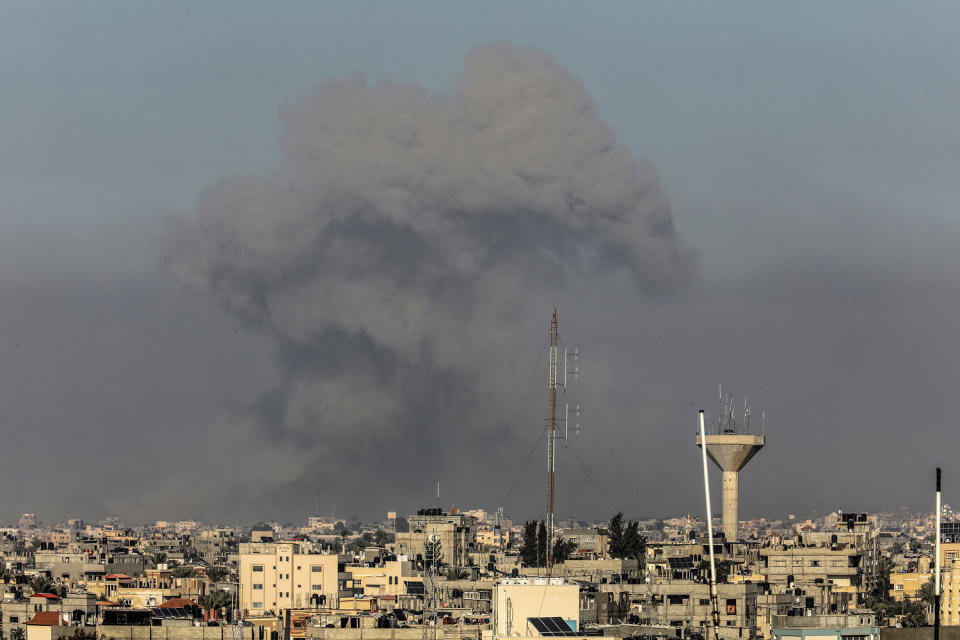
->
[161, 43, 696, 519]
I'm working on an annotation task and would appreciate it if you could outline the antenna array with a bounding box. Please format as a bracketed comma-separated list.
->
[713, 383, 759, 435]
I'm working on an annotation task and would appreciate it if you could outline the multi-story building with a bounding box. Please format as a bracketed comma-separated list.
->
[759, 513, 879, 609]
[238, 541, 342, 615]
[344, 560, 414, 598]
[394, 509, 479, 569]
[610, 581, 759, 639]
[564, 527, 609, 559]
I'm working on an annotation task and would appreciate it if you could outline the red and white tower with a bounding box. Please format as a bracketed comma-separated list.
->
[546, 307, 559, 575]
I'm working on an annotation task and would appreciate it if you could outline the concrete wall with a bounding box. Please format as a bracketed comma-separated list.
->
[881, 628, 960, 640]
[306, 628, 485, 640]
[97, 625, 260, 640]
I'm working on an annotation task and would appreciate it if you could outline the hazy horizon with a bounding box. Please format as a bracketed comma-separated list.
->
[3, 1, 960, 525]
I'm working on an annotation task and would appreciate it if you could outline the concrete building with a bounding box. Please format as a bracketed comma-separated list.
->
[563, 528, 609, 560]
[889, 572, 930, 602]
[492, 578, 580, 637]
[394, 510, 479, 570]
[608, 581, 758, 639]
[760, 515, 880, 609]
[345, 560, 415, 598]
[238, 541, 343, 615]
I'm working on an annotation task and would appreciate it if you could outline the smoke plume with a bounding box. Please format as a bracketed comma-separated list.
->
[161, 43, 697, 520]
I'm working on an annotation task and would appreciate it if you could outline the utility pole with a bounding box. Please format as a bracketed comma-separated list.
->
[935, 467, 942, 640]
[699, 410, 721, 640]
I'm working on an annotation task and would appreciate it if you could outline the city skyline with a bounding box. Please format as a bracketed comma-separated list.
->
[2, 2, 960, 522]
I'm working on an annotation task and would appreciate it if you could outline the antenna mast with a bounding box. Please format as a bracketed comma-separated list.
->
[546, 306, 559, 576]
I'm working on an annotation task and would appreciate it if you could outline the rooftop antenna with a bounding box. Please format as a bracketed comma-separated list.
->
[436, 481, 440, 509]
[743, 398, 750, 434]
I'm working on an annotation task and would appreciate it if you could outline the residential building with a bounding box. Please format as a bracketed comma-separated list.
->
[238, 541, 342, 615]
[394, 510, 479, 569]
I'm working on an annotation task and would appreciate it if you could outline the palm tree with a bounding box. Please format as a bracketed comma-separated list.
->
[171, 565, 195, 579]
[200, 590, 233, 620]
[445, 568, 469, 580]
[149, 552, 168, 568]
[28, 575, 54, 595]
[212, 590, 233, 616]
[205, 566, 229, 584]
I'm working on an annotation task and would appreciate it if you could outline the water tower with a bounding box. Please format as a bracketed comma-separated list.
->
[695, 391, 765, 542]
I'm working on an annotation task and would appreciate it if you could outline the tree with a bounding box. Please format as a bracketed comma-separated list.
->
[28, 575, 54, 595]
[172, 565, 195, 579]
[608, 513, 646, 568]
[607, 513, 625, 558]
[910, 539, 922, 553]
[520, 521, 539, 567]
[919, 577, 935, 606]
[537, 521, 548, 567]
[150, 552, 168, 568]
[345, 538, 366, 556]
[10, 627, 24, 640]
[552, 537, 576, 564]
[374, 529, 394, 548]
[622, 521, 647, 569]
[873, 556, 893, 602]
[205, 566, 230, 584]
[890, 541, 906, 556]
[199, 590, 233, 618]
[696, 559, 731, 584]
[900, 601, 927, 627]
[446, 568, 469, 580]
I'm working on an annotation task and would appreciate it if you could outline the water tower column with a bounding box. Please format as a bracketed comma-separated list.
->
[722, 470, 739, 542]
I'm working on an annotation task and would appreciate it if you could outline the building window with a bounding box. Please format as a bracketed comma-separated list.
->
[312, 585, 322, 590]
[10, 617, 18, 623]
[253, 584, 263, 590]
[311, 566, 322, 573]
[253, 565, 264, 572]
[252, 602, 263, 609]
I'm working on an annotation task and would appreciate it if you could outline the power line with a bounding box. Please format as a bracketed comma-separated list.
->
[498, 422, 549, 510]
[476, 336, 550, 502]
[565, 439, 616, 514]
[575, 376, 644, 516]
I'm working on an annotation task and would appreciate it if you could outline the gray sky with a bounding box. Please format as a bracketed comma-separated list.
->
[2, 1, 960, 526]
